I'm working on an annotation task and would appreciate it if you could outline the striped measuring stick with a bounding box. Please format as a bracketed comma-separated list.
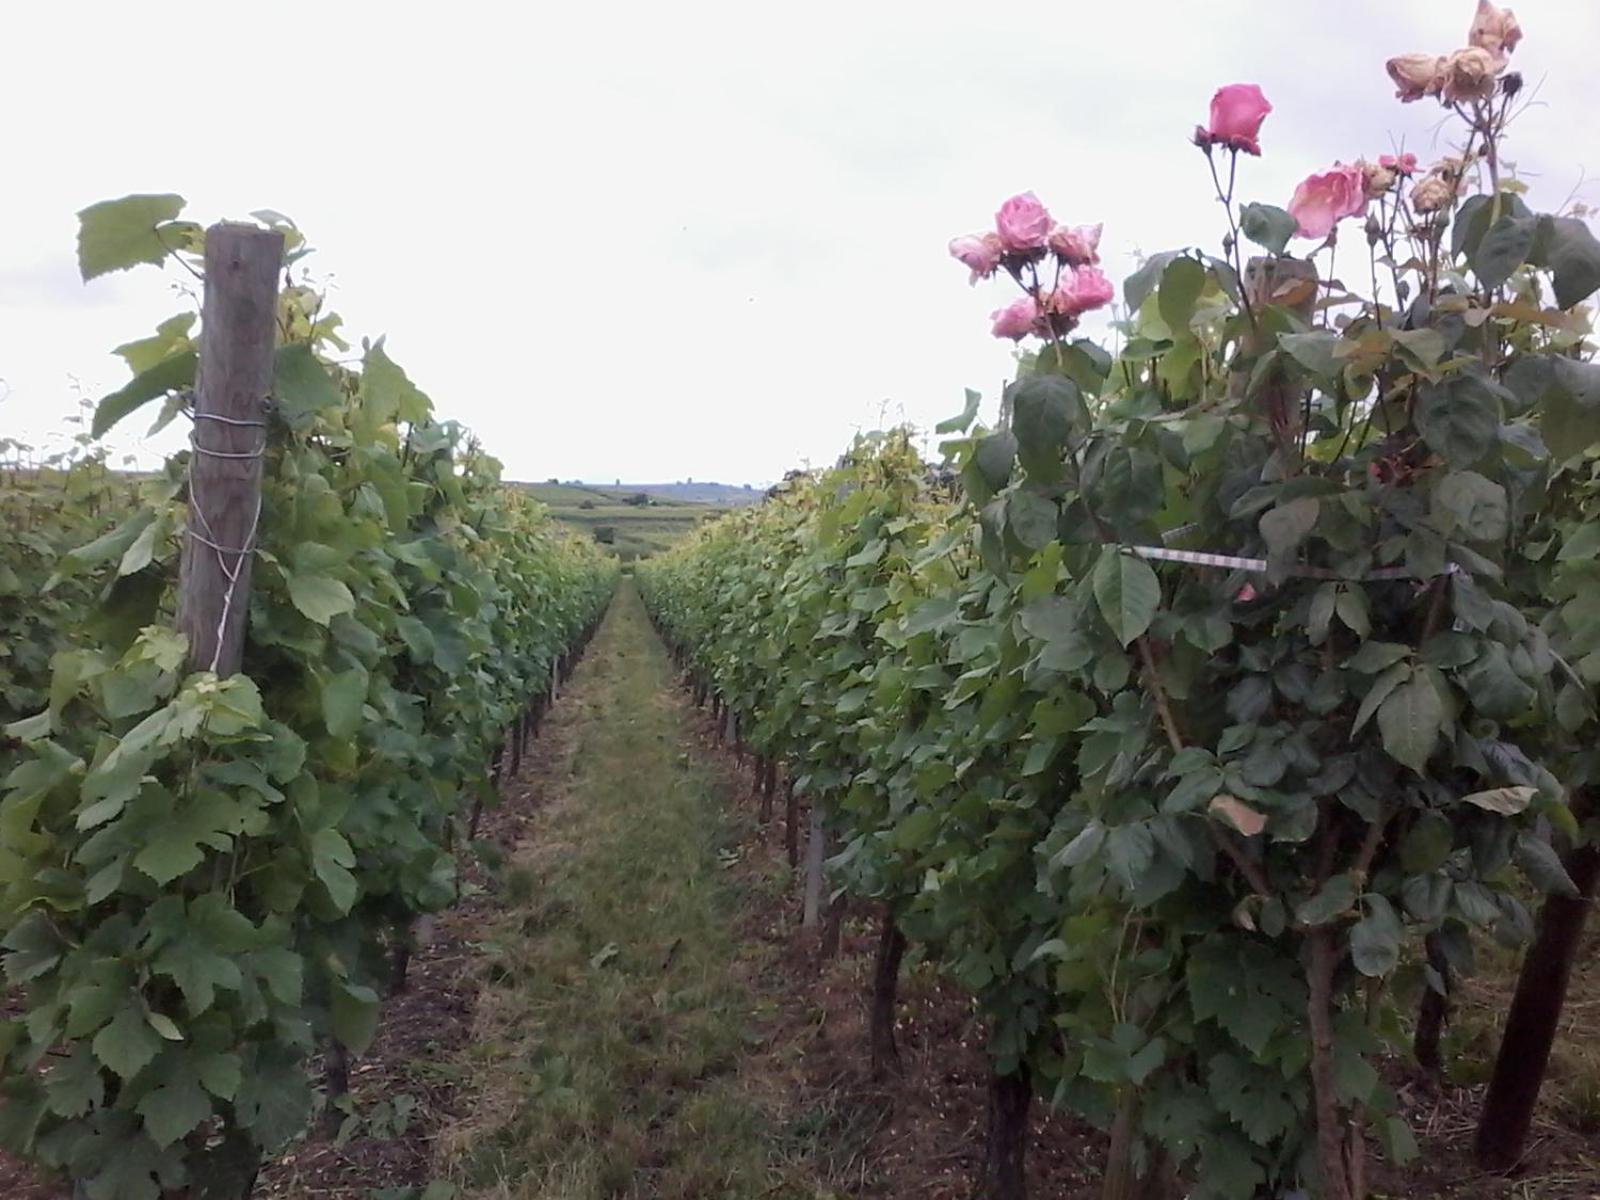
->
[1128, 538, 1446, 582]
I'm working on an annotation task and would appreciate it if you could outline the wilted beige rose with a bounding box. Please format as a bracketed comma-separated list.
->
[1361, 160, 1399, 198]
[1386, 53, 1445, 102]
[1468, 0, 1523, 67]
[1442, 46, 1499, 104]
[1411, 174, 1457, 214]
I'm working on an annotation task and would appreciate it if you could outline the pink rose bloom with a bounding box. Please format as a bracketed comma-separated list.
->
[1047, 222, 1102, 268]
[1205, 84, 1273, 155]
[994, 192, 1052, 252]
[1468, 0, 1522, 67]
[1050, 267, 1115, 319]
[949, 232, 1004, 282]
[1379, 152, 1419, 175]
[990, 295, 1041, 341]
[1288, 163, 1368, 239]
[1386, 53, 1446, 102]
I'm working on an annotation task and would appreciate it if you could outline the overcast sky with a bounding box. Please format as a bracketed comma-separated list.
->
[2, 1, 1595, 486]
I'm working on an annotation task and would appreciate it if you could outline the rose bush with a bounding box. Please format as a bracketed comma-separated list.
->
[646, 3, 1600, 1198]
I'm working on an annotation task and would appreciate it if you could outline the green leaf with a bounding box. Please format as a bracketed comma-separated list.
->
[963, 430, 1016, 505]
[1434, 470, 1507, 542]
[1472, 214, 1539, 289]
[331, 981, 381, 1054]
[320, 667, 369, 738]
[936, 389, 983, 434]
[1516, 833, 1579, 898]
[1258, 497, 1319, 560]
[2, 912, 65, 984]
[114, 314, 196, 375]
[91, 351, 197, 440]
[1417, 375, 1502, 467]
[1208, 1052, 1297, 1145]
[84, 1140, 166, 1200]
[1009, 375, 1084, 482]
[1239, 203, 1296, 256]
[1377, 674, 1444, 772]
[1278, 332, 1341, 379]
[1092, 552, 1159, 647]
[92, 1003, 162, 1080]
[1124, 251, 1179, 312]
[154, 939, 242, 1016]
[1296, 873, 1358, 926]
[1401, 812, 1454, 874]
[45, 1046, 104, 1117]
[1460, 785, 1536, 814]
[77, 193, 186, 281]
[1351, 895, 1403, 976]
[137, 1068, 212, 1147]
[1346, 642, 1410, 674]
[1538, 215, 1600, 309]
[1353, 662, 1410, 734]
[235, 1051, 314, 1151]
[312, 828, 359, 913]
[1157, 256, 1207, 332]
[273, 344, 343, 424]
[287, 573, 356, 626]
[903, 597, 960, 637]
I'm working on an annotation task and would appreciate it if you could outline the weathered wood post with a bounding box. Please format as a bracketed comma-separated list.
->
[802, 803, 827, 928]
[176, 223, 283, 676]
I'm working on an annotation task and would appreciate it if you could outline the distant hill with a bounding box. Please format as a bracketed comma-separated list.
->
[511, 480, 756, 562]
[626, 481, 765, 506]
[514, 480, 765, 507]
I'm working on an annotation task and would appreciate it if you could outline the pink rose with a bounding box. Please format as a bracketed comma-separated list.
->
[1441, 46, 1499, 104]
[1049, 267, 1115, 320]
[1288, 163, 1369, 240]
[1379, 152, 1419, 176]
[1386, 53, 1446, 102]
[995, 192, 1052, 252]
[1205, 84, 1273, 155]
[1047, 223, 1102, 268]
[1468, 0, 1522, 67]
[990, 295, 1042, 341]
[949, 232, 1004, 282]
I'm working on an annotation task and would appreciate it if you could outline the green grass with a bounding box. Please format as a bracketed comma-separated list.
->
[441, 584, 818, 1200]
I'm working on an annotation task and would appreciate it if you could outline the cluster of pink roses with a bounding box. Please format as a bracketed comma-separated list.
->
[1286, 1, 1524, 239]
[948, 192, 1114, 341]
[1288, 153, 1419, 240]
[1386, 0, 1521, 105]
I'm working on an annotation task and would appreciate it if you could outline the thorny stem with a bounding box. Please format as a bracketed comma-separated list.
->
[1136, 632, 1275, 899]
[1205, 148, 1259, 333]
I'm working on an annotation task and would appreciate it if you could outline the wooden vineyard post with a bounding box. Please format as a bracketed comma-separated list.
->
[1476, 787, 1600, 1171]
[176, 223, 284, 677]
[802, 803, 827, 928]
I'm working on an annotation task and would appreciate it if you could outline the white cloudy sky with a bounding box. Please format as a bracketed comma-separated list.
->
[1, 0, 1594, 486]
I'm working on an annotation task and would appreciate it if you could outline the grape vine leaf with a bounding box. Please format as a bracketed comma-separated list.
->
[137, 1068, 211, 1147]
[287, 573, 356, 626]
[91, 1003, 161, 1079]
[91, 352, 197, 439]
[77, 193, 186, 281]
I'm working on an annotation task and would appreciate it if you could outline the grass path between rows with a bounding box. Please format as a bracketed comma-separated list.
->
[439, 580, 819, 1200]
